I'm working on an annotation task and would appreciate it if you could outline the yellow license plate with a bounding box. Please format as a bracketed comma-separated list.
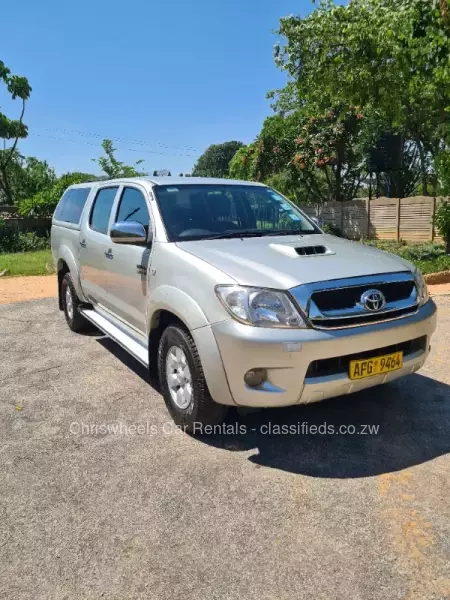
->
[349, 351, 403, 380]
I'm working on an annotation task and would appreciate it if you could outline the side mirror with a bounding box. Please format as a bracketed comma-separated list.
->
[110, 221, 149, 244]
[311, 217, 320, 226]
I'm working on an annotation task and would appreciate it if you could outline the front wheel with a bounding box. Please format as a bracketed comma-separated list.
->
[157, 325, 228, 433]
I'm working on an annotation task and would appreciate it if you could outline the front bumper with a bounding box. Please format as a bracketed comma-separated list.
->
[205, 299, 437, 407]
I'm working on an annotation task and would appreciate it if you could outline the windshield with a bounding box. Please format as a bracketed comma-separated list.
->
[153, 184, 320, 241]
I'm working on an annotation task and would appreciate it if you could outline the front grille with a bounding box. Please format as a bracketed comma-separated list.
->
[310, 305, 418, 329]
[312, 280, 414, 311]
[305, 336, 427, 379]
[290, 272, 419, 329]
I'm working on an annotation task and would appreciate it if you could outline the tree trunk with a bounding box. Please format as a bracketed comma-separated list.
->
[0, 164, 14, 205]
[335, 162, 343, 203]
[416, 140, 429, 196]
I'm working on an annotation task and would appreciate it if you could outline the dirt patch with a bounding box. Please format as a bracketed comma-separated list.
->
[429, 282, 450, 296]
[424, 270, 450, 285]
[0, 275, 57, 304]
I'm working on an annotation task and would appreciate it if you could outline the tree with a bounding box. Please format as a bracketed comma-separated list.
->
[192, 141, 244, 178]
[436, 149, 450, 195]
[19, 172, 96, 217]
[0, 61, 32, 204]
[230, 107, 370, 204]
[92, 139, 147, 178]
[271, 0, 450, 194]
[434, 200, 450, 253]
[0, 150, 56, 205]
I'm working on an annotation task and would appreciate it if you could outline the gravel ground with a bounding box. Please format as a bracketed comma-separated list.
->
[0, 297, 449, 600]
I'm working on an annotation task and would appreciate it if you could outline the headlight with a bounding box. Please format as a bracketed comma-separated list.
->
[215, 285, 307, 328]
[414, 268, 429, 306]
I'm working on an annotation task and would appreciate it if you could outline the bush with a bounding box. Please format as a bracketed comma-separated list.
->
[364, 240, 446, 261]
[0, 230, 51, 253]
[321, 223, 342, 237]
[362, 239, 450, 274]
[434, 200, 450, 253]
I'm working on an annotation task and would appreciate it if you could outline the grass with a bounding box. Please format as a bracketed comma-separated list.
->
[0, 250, 54, 276]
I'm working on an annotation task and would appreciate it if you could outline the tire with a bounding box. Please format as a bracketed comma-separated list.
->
[158, 325, 228, 433]
[61, 273, 91, 333]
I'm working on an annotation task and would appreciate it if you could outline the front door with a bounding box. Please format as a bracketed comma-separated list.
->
[103, 185, 153, 333]
[79, 186, 120, 306]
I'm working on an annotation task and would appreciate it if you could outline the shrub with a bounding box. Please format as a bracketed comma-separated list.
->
[434, 200, 450, 253]
[0, 230, 51, 253]
[321, 223, 342, 237]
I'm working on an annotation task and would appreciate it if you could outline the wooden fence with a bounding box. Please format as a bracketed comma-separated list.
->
[299, 196, 446, 242]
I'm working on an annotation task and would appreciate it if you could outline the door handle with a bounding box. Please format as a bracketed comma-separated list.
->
[80, 239, 87, 248]
[136, 264, 147, 275]
[104, 249, 114, 259]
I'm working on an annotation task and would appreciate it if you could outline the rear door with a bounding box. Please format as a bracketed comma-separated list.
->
[102, 185, 153, 333]
[79, 186, 120, 306]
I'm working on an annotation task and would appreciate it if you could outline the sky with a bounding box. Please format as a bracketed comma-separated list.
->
[1, 0, 314, 176]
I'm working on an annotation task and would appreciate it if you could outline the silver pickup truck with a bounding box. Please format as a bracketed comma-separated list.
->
[51, 177, 436, 432]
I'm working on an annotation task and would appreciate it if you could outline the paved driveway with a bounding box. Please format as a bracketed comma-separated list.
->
[1, 297, 449, 600]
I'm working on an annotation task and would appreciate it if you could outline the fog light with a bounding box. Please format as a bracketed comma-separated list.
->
[244, 368, 267, 387]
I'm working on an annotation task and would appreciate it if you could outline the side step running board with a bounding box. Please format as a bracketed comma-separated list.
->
[80, 308, 149, 367]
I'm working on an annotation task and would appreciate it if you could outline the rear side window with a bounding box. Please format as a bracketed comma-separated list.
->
[89, 187, 119, 234]
[54, 187, 91, 224]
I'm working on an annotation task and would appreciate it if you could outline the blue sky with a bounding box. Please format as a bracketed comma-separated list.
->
[2, 0, 313, 176]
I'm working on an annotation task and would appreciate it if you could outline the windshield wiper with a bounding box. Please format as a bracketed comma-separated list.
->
[204, 228, 316, 240]
[262, 229, 317, 236]
[204, 229, 270, 240]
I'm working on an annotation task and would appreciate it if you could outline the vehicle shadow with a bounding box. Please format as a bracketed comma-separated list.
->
[196, 373, 450, 478]
[93, 334, 449, 478]
[95, 336, 161, 393]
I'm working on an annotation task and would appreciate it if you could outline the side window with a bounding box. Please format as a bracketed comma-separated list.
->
[89, 187, 119, 234]
[54, 187, 91, 224]
[115, 187, 150, 230]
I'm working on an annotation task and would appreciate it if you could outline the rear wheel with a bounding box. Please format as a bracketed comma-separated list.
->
[158, 325, 228, 433]
[61, 273, 91, 333]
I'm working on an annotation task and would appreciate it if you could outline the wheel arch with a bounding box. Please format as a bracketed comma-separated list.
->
[56, 246, 86, 308]
[147, 290, 234, 406]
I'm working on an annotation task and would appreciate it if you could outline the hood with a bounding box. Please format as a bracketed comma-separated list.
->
[176, 234, 413, 289]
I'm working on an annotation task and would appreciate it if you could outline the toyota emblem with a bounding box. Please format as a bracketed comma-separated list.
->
[360, 289, 386, 312]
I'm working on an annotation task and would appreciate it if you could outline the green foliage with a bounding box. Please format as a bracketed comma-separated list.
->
[321, 223, 342, 237]
[364, 240, 446, 260]
[0, 230, 50, 253]
[92, 139, 147, 179]
[230, 107, 369, 203]
[18, 172, 95, 217]
[273, 0, 450, 123]
[436, 150, 450, 194]
[192, 141, 244, 178]
[363, 240, 450, 273]
[271, 0, 450, 195]
[0, 60, 32, 204]
[434, 200, 450, 251]
[0, 151, 57, 204]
